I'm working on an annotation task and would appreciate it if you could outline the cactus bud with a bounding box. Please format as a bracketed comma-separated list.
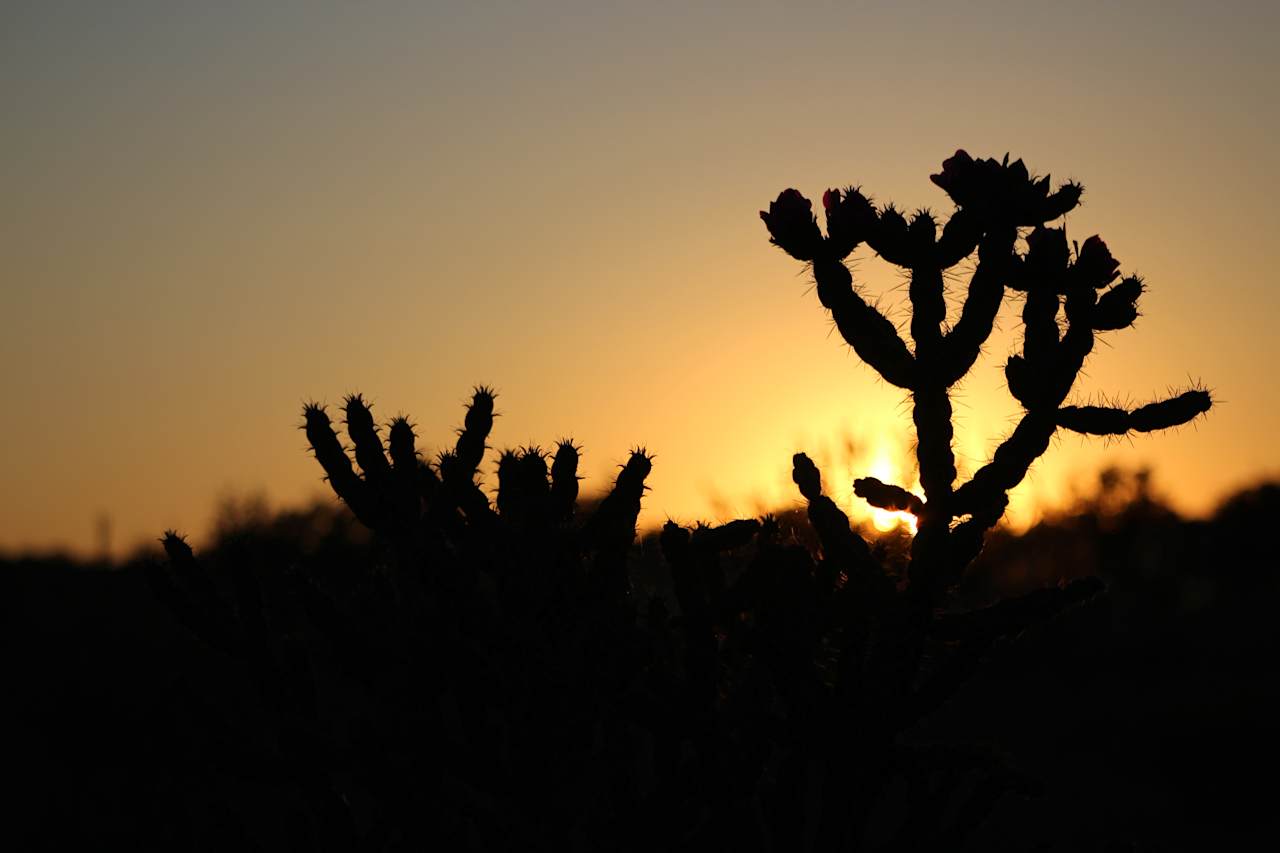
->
[1071, 235, 1121, 289]
[930, 149, 978, 202]
[761, 189, 824, 261]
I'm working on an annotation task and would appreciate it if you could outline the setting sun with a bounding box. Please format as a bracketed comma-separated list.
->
[863, 449, 921, 534]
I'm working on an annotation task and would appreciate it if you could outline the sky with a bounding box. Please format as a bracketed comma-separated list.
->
[4, 1, 1278, 557]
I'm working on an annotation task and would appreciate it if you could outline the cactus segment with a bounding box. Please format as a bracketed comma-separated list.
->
[811, 259, 916, 389]
[303, 402, 376, 525]
[1057, 389, 1212, 436]
[853, 478, 925, 516]
[387, 416, 417, 471]
[454, 385, 495, 477]
[343, 393, 391, 483]
[550, 439, 581, 519]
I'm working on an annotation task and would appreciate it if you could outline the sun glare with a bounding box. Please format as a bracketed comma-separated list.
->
[864, 450, 920, 535]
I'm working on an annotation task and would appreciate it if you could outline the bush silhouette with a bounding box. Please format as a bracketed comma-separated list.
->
[139, 152, 1212, 851]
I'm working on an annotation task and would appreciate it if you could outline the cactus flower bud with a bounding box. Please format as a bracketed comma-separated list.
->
[761, 189, 824, 261]
[1072, 236, 1121, 289]
[930, 149, 976, 198]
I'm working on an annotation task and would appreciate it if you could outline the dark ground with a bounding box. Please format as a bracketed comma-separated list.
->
[3, 473, 1276, 850]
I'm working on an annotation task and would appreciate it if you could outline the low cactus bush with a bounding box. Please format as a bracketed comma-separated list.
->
[142, 152, 1210, 851]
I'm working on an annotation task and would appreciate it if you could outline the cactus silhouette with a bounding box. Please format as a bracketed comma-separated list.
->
[754, 150, 1211, 846]
[762, 150, 1210, 592]
[135, 152, 1212, 851]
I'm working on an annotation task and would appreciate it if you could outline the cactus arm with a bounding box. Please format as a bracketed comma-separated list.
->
[940, 227, 1015, 386]
[453, 385, 495, 477]
[1057, 391, 1212, 436]
[343, 394, 392, 485]
[934, 208, 982, 268]
[549, 439, 581, 521]
[303, 402, 380, 528]
[951, 410, 1057, 520]
[382, 416, 423, 528]
[810, 258, 917, 389]
[494, 448, 521, 518]
[762, 188, 917, 389]
[853, 477, 925, 516]
[792, 453, 882, 594]
[387, 416, 418, 472]
[583, 449, 653, 602]
[906, 212, 946, 352]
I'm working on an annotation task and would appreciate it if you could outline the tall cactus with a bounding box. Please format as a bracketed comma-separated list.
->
[762, 151, 1210, 595]
[749, 153, 1212, 846]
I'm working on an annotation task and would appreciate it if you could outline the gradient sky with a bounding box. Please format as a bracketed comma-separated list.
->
[4, 1, 1278, 556]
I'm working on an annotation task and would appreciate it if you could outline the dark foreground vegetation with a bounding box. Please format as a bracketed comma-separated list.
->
[3, 153, 1254, 850]
[4, 475, 1276, 850]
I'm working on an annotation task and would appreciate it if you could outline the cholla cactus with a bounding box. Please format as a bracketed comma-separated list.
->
[750, 152, 1210, 846]
[301, 386, 652, 601]
[762, 151, 1210, 593]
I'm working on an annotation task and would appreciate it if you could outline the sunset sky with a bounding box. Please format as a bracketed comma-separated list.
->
[4, 1, 1278, 556]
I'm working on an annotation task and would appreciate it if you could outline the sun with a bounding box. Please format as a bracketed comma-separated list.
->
[864, 451, 920, 535]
